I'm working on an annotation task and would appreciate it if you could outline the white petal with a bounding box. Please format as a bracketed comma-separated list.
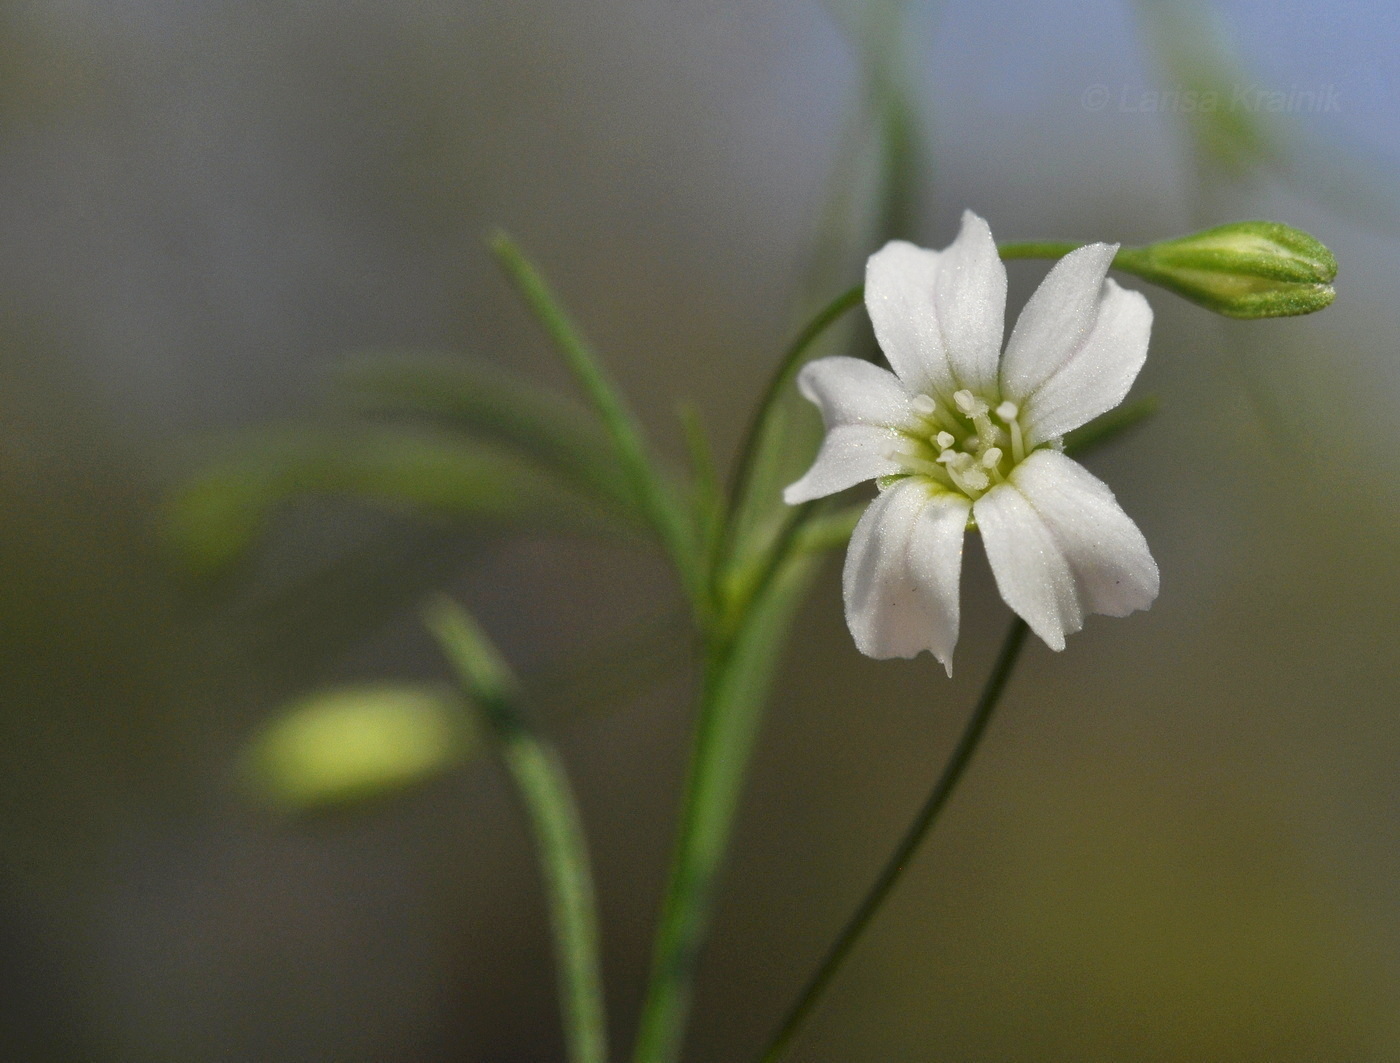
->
[796, 356, 915, 429]
[783, 425, 905, 503]
[784, 357, 915, 504]
[973, 477, 1081, 651]
[1019, 279, 1152, 445]
[1010, 450, 1158, 617]
[865, 241, 954, 396]
[906, 489, 973, 675]
[863, 212, 1007, 399]
[932, 210, 1006, 397]
[973, 450, 1157, 650]
[1000, 243, 1118, 393]
[842, 478, 971, 672]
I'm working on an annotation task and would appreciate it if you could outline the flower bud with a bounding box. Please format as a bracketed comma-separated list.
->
[243, 684, 473, 810]
[1116, 221, 1337, 318]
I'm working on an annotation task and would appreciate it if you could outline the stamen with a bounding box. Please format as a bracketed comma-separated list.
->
[934, 448, 991, 497]
[980, 447, 1003, 469]
[961, 466, 990, 492]
[901, 454, 946, 479]
[994, 400, 1025, 464]
[953, 389, 988, 417]
[935, 431, 955, 450]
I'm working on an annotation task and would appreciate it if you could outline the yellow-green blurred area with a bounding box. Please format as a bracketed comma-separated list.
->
[2, 0, 1399, 1059]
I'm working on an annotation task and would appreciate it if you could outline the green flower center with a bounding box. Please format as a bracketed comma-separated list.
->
[894, 389, 1029, 501]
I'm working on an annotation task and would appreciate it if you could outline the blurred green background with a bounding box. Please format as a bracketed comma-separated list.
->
[2, 0, 1398, 1059]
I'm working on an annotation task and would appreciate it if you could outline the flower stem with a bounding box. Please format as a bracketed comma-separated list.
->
[425, 598, 609, 1063]
[724, 286, 865, 522]
[756, 616, 1031, 1063]
[631, 553, 822, 1063]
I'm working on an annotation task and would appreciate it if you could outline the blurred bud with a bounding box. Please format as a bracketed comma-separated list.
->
[244, 684, 475, 810]
[1118, 221, 1337, 318]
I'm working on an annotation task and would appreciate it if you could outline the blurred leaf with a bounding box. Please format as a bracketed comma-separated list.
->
[794, 505, 863, 555]
[167, 424, 641, 576]
[243, 683, 474, 810]
[336, 353, 636, 509]
[517, 606, 694, 726]
[731, 1, 929, 586]
[226, 524, 475, 685]
[676, 402, 725, 579]
[1136, 0, 1400, 234]
[491, 234, 701, 600]
[1135, 0, 1279, 176]
[1064, 396, 1161, 458]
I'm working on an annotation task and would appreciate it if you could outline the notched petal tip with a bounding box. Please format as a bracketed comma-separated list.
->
[975, 451, 1157, 651]
[842, 480, 970, 667]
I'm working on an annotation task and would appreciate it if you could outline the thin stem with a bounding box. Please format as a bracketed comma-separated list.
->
[724, 285, 865, 521]
[719, 500, 817, 637]
[631, 554, 820, 1063]
[1064, 395, 1160, 457]
[757, 616, 1031, 1063]
[426, 599, 609, 1063]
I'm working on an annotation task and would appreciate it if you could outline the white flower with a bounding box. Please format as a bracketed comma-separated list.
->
[785, 210, 1159, 674]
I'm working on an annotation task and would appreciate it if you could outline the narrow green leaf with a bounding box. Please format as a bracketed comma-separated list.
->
[793, 505, 864, 555]
[167, 425, 638, 576]
[491, 234, 701, 602]
[1133, 0, 1278, 176]
[336, 353, 636, 509]
[243, 684, 472, 810]
[1064, 396, 1160, 457]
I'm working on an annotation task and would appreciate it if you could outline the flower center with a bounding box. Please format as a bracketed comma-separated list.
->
[891, 389, 1028, 500]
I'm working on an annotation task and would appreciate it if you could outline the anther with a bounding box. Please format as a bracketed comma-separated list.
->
[996, 401, 1019, 422]
[935, 431, 955, 450]
[980, 447, 1003, 469]
[953, 390, 987, 417]
[912, 394, 938, 416]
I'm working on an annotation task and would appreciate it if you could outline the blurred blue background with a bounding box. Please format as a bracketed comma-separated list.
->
[1, 0, 1398, 1059]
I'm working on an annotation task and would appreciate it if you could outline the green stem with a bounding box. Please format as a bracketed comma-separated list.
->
[725, 286, 865, 521]
[426, 599, 609, 1063]
[631, 555, 819, 1063]
[491, 234, 701, 606]
[757, 617, 1031, 1063]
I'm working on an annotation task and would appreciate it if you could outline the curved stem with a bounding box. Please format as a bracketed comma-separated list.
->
[426, 599, 609, 1063]
[757, 617, 1031, 1063]
[724, 286, 865, 519]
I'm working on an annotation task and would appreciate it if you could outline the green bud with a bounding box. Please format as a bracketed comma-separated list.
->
[243, 684, 475, 810]
[1115, 221, 1337, 319]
